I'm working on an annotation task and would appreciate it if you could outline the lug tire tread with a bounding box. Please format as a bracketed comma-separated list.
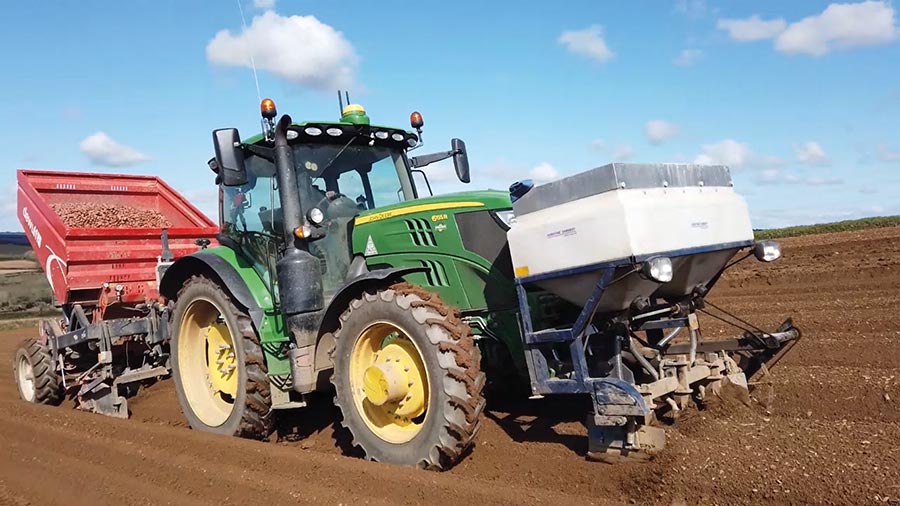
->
[173, 275, 273, 440]
[14, 337, 63, 405]
[331, 281, 485, 470]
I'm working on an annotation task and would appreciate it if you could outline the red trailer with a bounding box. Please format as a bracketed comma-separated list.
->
[13, 169, 219, 417]
[16, 169, 218, 308]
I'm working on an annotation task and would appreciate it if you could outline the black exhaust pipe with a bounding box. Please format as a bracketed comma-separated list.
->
[271, 115, 325, 393]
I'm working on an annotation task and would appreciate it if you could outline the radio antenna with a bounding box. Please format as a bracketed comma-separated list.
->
[337, 90, 344, 114]
[345, 91, 351, 106]
[235, 0, 262, 104]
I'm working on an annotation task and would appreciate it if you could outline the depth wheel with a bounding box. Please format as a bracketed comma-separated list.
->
[13, 338, 63, 405]
[171, 275, 272, 439]
[332, 282, 485, 470]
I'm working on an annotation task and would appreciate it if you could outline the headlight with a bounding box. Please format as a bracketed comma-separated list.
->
[492, 210, 516, 230]
[642, 257, 673, 283]
[307, 207, 325, 225]
[753, 240, 781, 262]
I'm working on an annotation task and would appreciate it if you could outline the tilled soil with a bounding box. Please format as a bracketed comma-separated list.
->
[50, 202, 171, 228]
[2, 226, 899, 505]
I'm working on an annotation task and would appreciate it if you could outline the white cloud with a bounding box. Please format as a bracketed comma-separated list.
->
[479, 160, 517, 182]
[253, 0, 275, 9]
[794, 141, 829, 165]
[755, 169, 843, 186]
[645, 120, 680, 145]
[673, 49, 703, 66]
[612, 144, 634, 161]
[79, 132, 152, 167]
[674, 0, 708, 18]
[806, 175, 843, 186]
[416, 159, 461, 185]
[589, 139, 605, 151]
[529, 162, 560, 183]
[693, 139, 750, 167]
[776, 1, 898, 55]
[427, 158, 562, 194]
[758, 155, 786, 169]
[717, 3, 898, 55]
[180, 188, 219, 221]
[877, 144, 900, 162]
[758, 169, 781, 183]
[717, 15, 787, 41]
[558, 25, 615, 63]
[206, 11, 358, 90]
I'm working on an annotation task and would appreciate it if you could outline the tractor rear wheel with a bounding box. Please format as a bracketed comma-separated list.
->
[331, 282, 485, 470]
[171, 276, 273, 439]
[13, 338, 63, 405]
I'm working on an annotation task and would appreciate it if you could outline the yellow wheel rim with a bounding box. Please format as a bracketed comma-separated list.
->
[177, 298, 238, 427]
[349, 322, 429, 444]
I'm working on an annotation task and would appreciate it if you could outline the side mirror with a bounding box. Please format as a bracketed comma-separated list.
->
[451, 138, 470, 183]
[213, 128, 248, 186]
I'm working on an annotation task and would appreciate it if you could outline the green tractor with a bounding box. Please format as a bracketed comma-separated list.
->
[160, 98, 799, 468]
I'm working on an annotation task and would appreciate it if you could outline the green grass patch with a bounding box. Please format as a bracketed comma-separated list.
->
[0, 315, 60, 332]
[0, 243, 33, 260]
[0, 270, 54, 316]
[754, 215, 900, 240]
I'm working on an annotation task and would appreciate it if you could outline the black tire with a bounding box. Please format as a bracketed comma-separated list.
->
[13, 338, 63, 405]
[331, 282, 486, 470]
[170, 275, 273, 439]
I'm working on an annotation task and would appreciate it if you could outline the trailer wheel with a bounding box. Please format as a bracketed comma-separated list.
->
[331, 282, 485, 470]
[13, 338, 63, 405]
[171, 276, 273, 439]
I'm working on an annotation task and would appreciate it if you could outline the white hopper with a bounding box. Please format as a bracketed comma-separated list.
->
[507, 163, 754, 310]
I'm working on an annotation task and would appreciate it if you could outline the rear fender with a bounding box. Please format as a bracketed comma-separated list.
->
[318, 265, 428, 336]
[160, 250, 270, 327]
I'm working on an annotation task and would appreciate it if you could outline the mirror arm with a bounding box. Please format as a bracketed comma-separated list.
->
[246, 143, 275, 162]
[409, 150, 456, 168]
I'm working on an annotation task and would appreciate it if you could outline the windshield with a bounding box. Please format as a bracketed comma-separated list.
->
[291, 144, 414, 211]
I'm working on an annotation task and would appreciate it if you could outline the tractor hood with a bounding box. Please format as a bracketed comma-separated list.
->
[353, 190, 511, 226]
[349, 189, 517, 313]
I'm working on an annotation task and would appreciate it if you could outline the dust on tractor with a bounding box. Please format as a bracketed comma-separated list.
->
[13, 97, 800, 467]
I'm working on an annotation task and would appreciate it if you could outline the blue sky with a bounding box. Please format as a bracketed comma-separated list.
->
[3, 0, 899, 231]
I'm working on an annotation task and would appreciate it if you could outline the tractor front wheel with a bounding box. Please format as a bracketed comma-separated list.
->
[171, 276, 273, 439]
[331, 282, 485, 470]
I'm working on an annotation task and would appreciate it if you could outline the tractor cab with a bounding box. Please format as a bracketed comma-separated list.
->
[213, 100, 472, 298]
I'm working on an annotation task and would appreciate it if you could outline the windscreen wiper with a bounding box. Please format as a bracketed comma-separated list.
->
[320, 133, 362, 174]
